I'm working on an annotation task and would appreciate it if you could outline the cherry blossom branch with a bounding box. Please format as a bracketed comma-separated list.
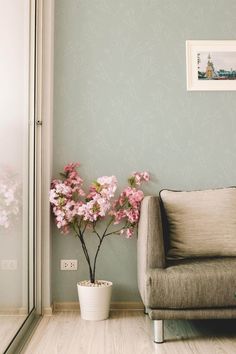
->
[104, 222, 128, 237]
[92, 223, 101, 241]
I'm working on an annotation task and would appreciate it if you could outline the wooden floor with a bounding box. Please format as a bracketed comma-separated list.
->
[0, 315, 26, 353]
[21, 311, 236, 354]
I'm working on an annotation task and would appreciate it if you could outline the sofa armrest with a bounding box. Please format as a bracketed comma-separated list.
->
[137, 196, 166, 304]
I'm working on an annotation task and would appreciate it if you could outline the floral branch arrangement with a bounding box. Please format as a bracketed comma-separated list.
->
[0, 169, 21, 229]
[49, 162, 150, 284]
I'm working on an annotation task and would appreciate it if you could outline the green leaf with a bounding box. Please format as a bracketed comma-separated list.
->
[128, 176, 136, 187]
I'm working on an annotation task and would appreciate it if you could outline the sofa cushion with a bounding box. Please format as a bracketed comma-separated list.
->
[146, 258, 236, 309]
[160, 188, 236, 259]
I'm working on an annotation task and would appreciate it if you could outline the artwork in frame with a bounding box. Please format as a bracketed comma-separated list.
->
[186, 40, 236, 91]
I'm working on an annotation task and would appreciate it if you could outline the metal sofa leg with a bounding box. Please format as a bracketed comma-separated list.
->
[153, 320, 164, 343]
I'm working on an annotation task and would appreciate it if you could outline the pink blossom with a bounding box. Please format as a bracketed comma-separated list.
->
[128, 189, 144, 206]
[88, 176, 117, 201]
[131, 171, 150, 186]
[119, 227, 134, 238]
[64, 200, 79, 222]
[49, 163, 150, 237]
[56, 183, 71, 196]
[64, 162, 80, 173]
[111, 209, 126, 224]
[77, 196, 111, 222]
[77, 201, 99, 222]
[126, 228, 134, 238]
[49, 189, 59, 205]
[51, 178, 61, 188]
[125, 209, 140, 223]
[97, 176, 117, 199]
[62, 162, 85, 196]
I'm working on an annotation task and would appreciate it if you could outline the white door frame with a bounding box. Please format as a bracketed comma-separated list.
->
[35, 0, 54, 315]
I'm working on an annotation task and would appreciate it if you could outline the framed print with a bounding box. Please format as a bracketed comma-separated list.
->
[186, 40, 236, 91]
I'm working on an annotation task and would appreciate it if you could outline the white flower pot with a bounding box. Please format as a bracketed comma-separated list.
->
[77, 280, 113, 321]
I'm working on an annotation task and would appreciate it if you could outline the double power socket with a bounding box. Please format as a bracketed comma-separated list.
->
[60, 259, 78, 271]
[0, 259, 17, 270]
[1, 259, 78, 271]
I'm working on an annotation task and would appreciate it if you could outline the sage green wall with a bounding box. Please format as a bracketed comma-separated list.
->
[53, 0, 236, 302]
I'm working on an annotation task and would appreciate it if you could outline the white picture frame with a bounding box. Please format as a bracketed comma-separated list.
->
[186, 40, 236, 91]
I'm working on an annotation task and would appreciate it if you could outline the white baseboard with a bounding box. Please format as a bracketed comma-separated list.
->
[53, 301, 143, 312]
[0, 307, 28, 316]
[43, 305, 53, 316]
[0, 306, 53, 316]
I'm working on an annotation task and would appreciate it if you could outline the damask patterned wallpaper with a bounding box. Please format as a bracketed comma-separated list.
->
[53, 0, 236, 301]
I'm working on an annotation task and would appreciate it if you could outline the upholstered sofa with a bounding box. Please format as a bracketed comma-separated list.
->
[137, 190, 236, 343]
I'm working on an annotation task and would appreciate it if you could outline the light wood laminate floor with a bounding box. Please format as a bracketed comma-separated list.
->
[0, 315, 26, 353]
[21, 311, 236, 354]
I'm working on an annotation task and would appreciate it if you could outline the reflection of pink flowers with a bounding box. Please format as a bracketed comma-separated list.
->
[0, 171, 20, 229]
[49, 162, 150, 282]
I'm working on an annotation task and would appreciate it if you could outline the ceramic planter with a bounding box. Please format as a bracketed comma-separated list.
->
[77, 280, 113, 321]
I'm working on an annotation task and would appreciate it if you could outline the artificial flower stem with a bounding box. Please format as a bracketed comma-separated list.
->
[105, 223, 128, 237]
[92, 234, 106, 282]
[72, 223, 93, 282]
[81, 220, 89, 235]
[91, 218, 126, 280]
[102, 217, 114, 238]
[92, 225, 102, 241]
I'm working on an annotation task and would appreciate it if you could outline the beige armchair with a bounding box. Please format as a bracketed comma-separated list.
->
[137, 194, 236, 343]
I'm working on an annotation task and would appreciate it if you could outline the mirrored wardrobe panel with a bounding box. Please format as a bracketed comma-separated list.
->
[0, 0, 36, 352]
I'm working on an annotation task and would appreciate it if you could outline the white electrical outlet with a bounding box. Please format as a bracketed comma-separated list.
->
[60, 259, 78, 271]
[0, 259, 18, 270]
